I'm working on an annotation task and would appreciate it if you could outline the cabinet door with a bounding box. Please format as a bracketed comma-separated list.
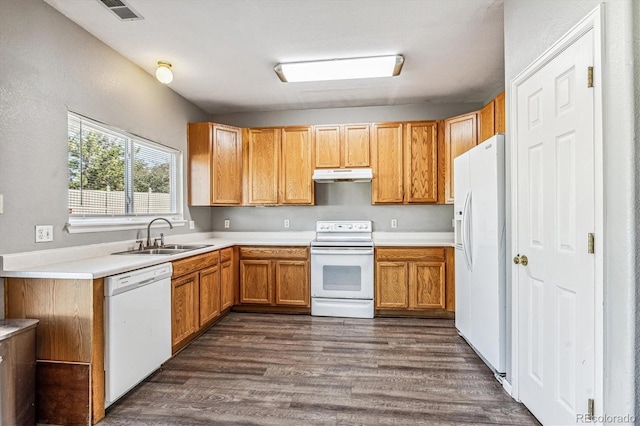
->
[212, 124, 242, 204]
[443, 112, 478, 204]
[280, 126, 314, 205]
[478, 101, 495, 144]
[171, 272, 199, 350]
[274, 260, 309, 306]
[410, 261, 445, 310]
[239, 260, 273, 304]
[314, 125, 341, 168]
[375, 261, 408, 309]
[494, 91, 506, 134]
[404, 121, 438, 203]
[343, 124, 370, 167]
[199, 265, 220, 326]
[244, 128, 280, 204]
[371, 123, 404, 204]
[220, 260, 234, 311]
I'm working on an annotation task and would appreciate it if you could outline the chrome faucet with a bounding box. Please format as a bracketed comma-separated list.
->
[146, 218, 173, 247]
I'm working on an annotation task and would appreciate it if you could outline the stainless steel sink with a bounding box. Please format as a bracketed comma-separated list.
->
[112, 244, 213, 255]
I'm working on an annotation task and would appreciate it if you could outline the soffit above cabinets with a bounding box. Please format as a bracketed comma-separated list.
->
[44, 0, 505, 114]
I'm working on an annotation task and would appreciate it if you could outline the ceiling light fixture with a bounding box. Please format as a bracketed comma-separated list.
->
[274, 55, 404, 83]
[155, 61, 173, 84]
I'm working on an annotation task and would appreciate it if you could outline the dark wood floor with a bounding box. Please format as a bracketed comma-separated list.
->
[101, 313, 539, 425]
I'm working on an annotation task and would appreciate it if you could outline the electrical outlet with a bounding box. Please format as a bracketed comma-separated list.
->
[188, 220, 195, 230]
[391, 219, 398, 229]
[35, 225, 53, 242]
[284, 219, 290, 228]
[224, 219, 230, 229]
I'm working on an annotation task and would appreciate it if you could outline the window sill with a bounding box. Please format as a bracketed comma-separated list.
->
[66, 217, 186, 234]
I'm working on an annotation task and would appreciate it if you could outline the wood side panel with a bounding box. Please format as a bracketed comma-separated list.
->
[239, 246, 308, 260]
[198, 264, 220, 327]
[212, 124, 243, 204]
[171, 251, 218, 279]
[375, 262, 408, 309]
[375, 247, 445, 262]
[6, 278, 92, 362]
[371, 122, 404, 204]
[274, 261, 309, 306]
[171, 272, 199, 352]
[36, 362, 91, 426]
[220, 259, 234, 311]
[494, 91, 506, 134]
[280, 126, 314, 205]
[478, 101, 496, 144]
[314, 125, 341, 168]
[343, 124, 370, 167]
[445, 246, 456, 312]
[404, 121, 438, 203]
[239, 260, 273, 305]
[410, 262, 445, 310]
[443, 112, 478, 204]
[187, 122, 212, 206]
[219, 247, 233, 263]
[91, 278, 105, 424]
[437, 120, 447, 204]
[246, 128, 280, 205]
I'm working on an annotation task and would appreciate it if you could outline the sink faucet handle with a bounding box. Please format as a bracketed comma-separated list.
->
[160, 233, 165, 247]
[135, 240, 144, 251]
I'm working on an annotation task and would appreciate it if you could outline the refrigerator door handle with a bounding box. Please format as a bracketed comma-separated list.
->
[462, 191, 472, 271]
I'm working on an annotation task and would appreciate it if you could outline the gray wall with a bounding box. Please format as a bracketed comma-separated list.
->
[0, 0, 211, 256]
[210, 101, 481, 233]
[504, 0, 637, 418]
[211, 183, 454, 232]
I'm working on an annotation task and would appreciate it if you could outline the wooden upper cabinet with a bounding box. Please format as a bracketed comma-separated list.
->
[314, 126, 341, 168]
[371, 122, 404, 204]
[280, 126, 314, 205]
[314, 124, 370, 169]
[343, 124, 370, 167]
[244, 128, 280, 205]
[187, 123, 242, 206]
[494, 91, 506, 134]
[478, 101, 496, 144]
[442, 112, 478, 204]
[404, 121, 438, 203]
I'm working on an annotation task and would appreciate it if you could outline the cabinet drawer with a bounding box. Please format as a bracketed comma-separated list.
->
[220, 247, 233, 263]
[172, 251, 219, 278]
[375, 247, 445, 261]
[239, 246, 308, 260]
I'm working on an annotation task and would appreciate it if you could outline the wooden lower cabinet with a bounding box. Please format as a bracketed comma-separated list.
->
[171, 249, 234, 353]
[375, 247, 453, 316]
[238, 246, 310, 310]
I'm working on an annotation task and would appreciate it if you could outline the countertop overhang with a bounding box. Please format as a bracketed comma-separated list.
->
[0, 231, 454, 280]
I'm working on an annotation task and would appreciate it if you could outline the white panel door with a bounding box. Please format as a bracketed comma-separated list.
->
[516, 29, 595, 425]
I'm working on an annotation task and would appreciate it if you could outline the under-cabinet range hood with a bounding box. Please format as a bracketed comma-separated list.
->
[312, 168, 373, 183]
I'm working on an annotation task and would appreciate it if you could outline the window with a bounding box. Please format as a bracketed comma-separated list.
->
[67, 112, 182, 230]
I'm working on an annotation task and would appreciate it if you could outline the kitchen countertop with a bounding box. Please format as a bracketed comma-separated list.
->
[0, 231, 453, 280]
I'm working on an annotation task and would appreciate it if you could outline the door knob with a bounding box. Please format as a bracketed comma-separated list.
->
[513, 255, 520, 265]
[514, 254, 528, 266]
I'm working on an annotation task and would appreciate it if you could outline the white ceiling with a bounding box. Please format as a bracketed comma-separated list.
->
[44, 0, 505, 115]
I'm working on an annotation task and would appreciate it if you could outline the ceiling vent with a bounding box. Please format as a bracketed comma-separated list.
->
[98, 0, 144, 21]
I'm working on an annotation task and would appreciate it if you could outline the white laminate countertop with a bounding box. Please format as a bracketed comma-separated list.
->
[0, 231, 453, 279]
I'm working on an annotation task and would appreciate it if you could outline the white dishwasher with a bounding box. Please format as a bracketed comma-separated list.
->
[104, 263, 173, 407]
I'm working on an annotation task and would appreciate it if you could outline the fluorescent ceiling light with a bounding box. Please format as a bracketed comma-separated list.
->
[274, 55, 404, 83]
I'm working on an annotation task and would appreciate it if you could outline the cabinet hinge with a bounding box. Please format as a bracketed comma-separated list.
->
[588, 233, 595, 254]
[587, 66, 594, 88]
[587, 398, 595, 420]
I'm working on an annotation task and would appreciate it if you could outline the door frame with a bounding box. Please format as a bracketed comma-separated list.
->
[508, 4, 604, 416]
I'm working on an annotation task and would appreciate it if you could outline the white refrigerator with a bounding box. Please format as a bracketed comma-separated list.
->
[454, 133, 506, 374]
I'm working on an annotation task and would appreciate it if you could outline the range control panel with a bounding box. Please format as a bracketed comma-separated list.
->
[315, 221, 372, 233]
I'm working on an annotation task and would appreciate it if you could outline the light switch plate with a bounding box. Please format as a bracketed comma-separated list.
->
[35, 225, 53, 242]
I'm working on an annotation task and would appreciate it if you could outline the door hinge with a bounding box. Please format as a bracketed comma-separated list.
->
[587, 66, 594, 88]
[587, 398, 595, 420]
[588, 233, 595, 254]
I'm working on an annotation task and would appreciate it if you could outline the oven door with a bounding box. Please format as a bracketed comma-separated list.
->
[310, 246, 374, 299]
